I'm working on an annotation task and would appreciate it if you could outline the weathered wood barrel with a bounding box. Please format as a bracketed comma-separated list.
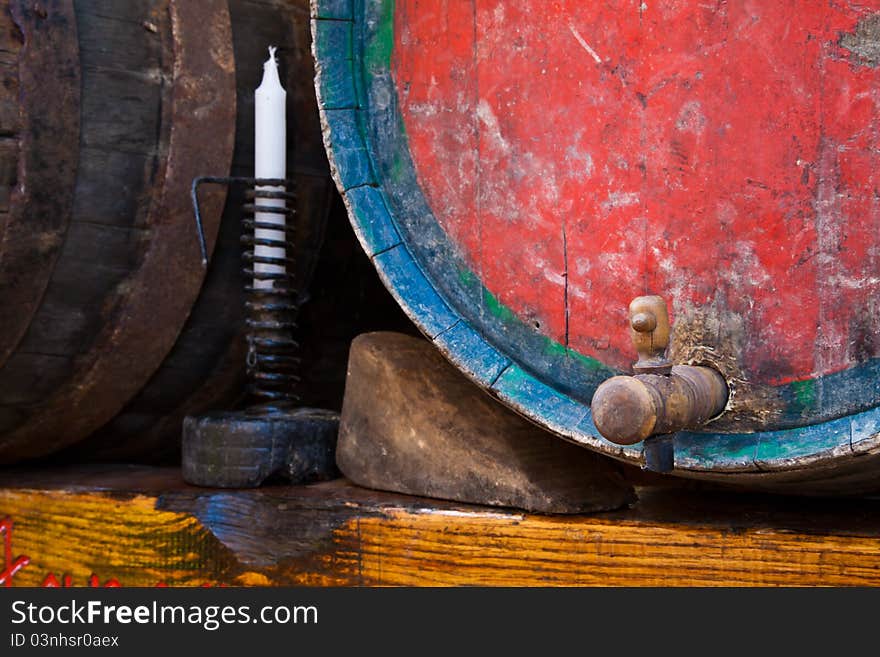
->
[0, 0, 333, 464]
[313, 0, 880, 493]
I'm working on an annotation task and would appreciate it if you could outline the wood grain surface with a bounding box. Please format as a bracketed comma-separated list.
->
[2, 466, 880, 586]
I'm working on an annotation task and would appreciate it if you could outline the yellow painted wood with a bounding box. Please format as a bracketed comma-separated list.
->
[0, 489, 233, 586]
[345, 510, 880, 586]
[2, 472, 879, 586]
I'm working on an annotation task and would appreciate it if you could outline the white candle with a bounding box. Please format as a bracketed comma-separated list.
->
[254, 46, 287, 290]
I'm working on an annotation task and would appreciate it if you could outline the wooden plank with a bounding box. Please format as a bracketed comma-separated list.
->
[432, 319, 510, 383]
[321, 109, 375, 190]
[312, 19, 356, 109]
[341, 185, 400, 256]
[311, 0, 353, 20]
[372, 245, 459, 338]
[3, 466, 880, 586]
[0, 62, 19, 136]
[0, 137, 17, 212]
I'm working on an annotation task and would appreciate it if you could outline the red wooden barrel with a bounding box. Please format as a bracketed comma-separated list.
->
[314, 0, 880, 493]
[0, 0, 333, 463]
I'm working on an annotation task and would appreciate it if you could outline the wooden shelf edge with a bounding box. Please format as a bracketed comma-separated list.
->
[1, 465, 880, 586]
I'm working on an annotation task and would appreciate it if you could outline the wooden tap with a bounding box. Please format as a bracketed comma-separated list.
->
[591, 296, 728, 446]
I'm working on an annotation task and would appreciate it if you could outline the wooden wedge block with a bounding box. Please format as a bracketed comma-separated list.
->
[337, 332, 636, 513]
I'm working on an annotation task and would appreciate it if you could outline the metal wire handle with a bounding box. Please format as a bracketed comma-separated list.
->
[191, 176, 290, 265]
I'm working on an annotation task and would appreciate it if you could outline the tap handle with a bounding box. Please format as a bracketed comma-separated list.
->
[629, 295, 672, 375]
[590, 294, 728, 449]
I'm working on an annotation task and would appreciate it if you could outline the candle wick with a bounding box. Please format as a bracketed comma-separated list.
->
[258, 45, 283, 92]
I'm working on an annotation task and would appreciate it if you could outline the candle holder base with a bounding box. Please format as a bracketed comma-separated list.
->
[182, 405, 340, 488]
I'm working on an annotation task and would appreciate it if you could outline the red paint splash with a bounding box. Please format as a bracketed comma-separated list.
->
[41, 573, 121, 588]
[0, 517, 30, 587]
[1, 516, 221, 587]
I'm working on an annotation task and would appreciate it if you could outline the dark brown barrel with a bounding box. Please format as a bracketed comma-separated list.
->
[0, 0, 333, 464]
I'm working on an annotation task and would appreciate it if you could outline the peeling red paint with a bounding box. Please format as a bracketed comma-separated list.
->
[394, 1, 880, 385]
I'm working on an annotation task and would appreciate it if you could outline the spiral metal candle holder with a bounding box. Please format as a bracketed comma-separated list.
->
[183, 175, 339, 489]
[193, 176, 300, 406]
